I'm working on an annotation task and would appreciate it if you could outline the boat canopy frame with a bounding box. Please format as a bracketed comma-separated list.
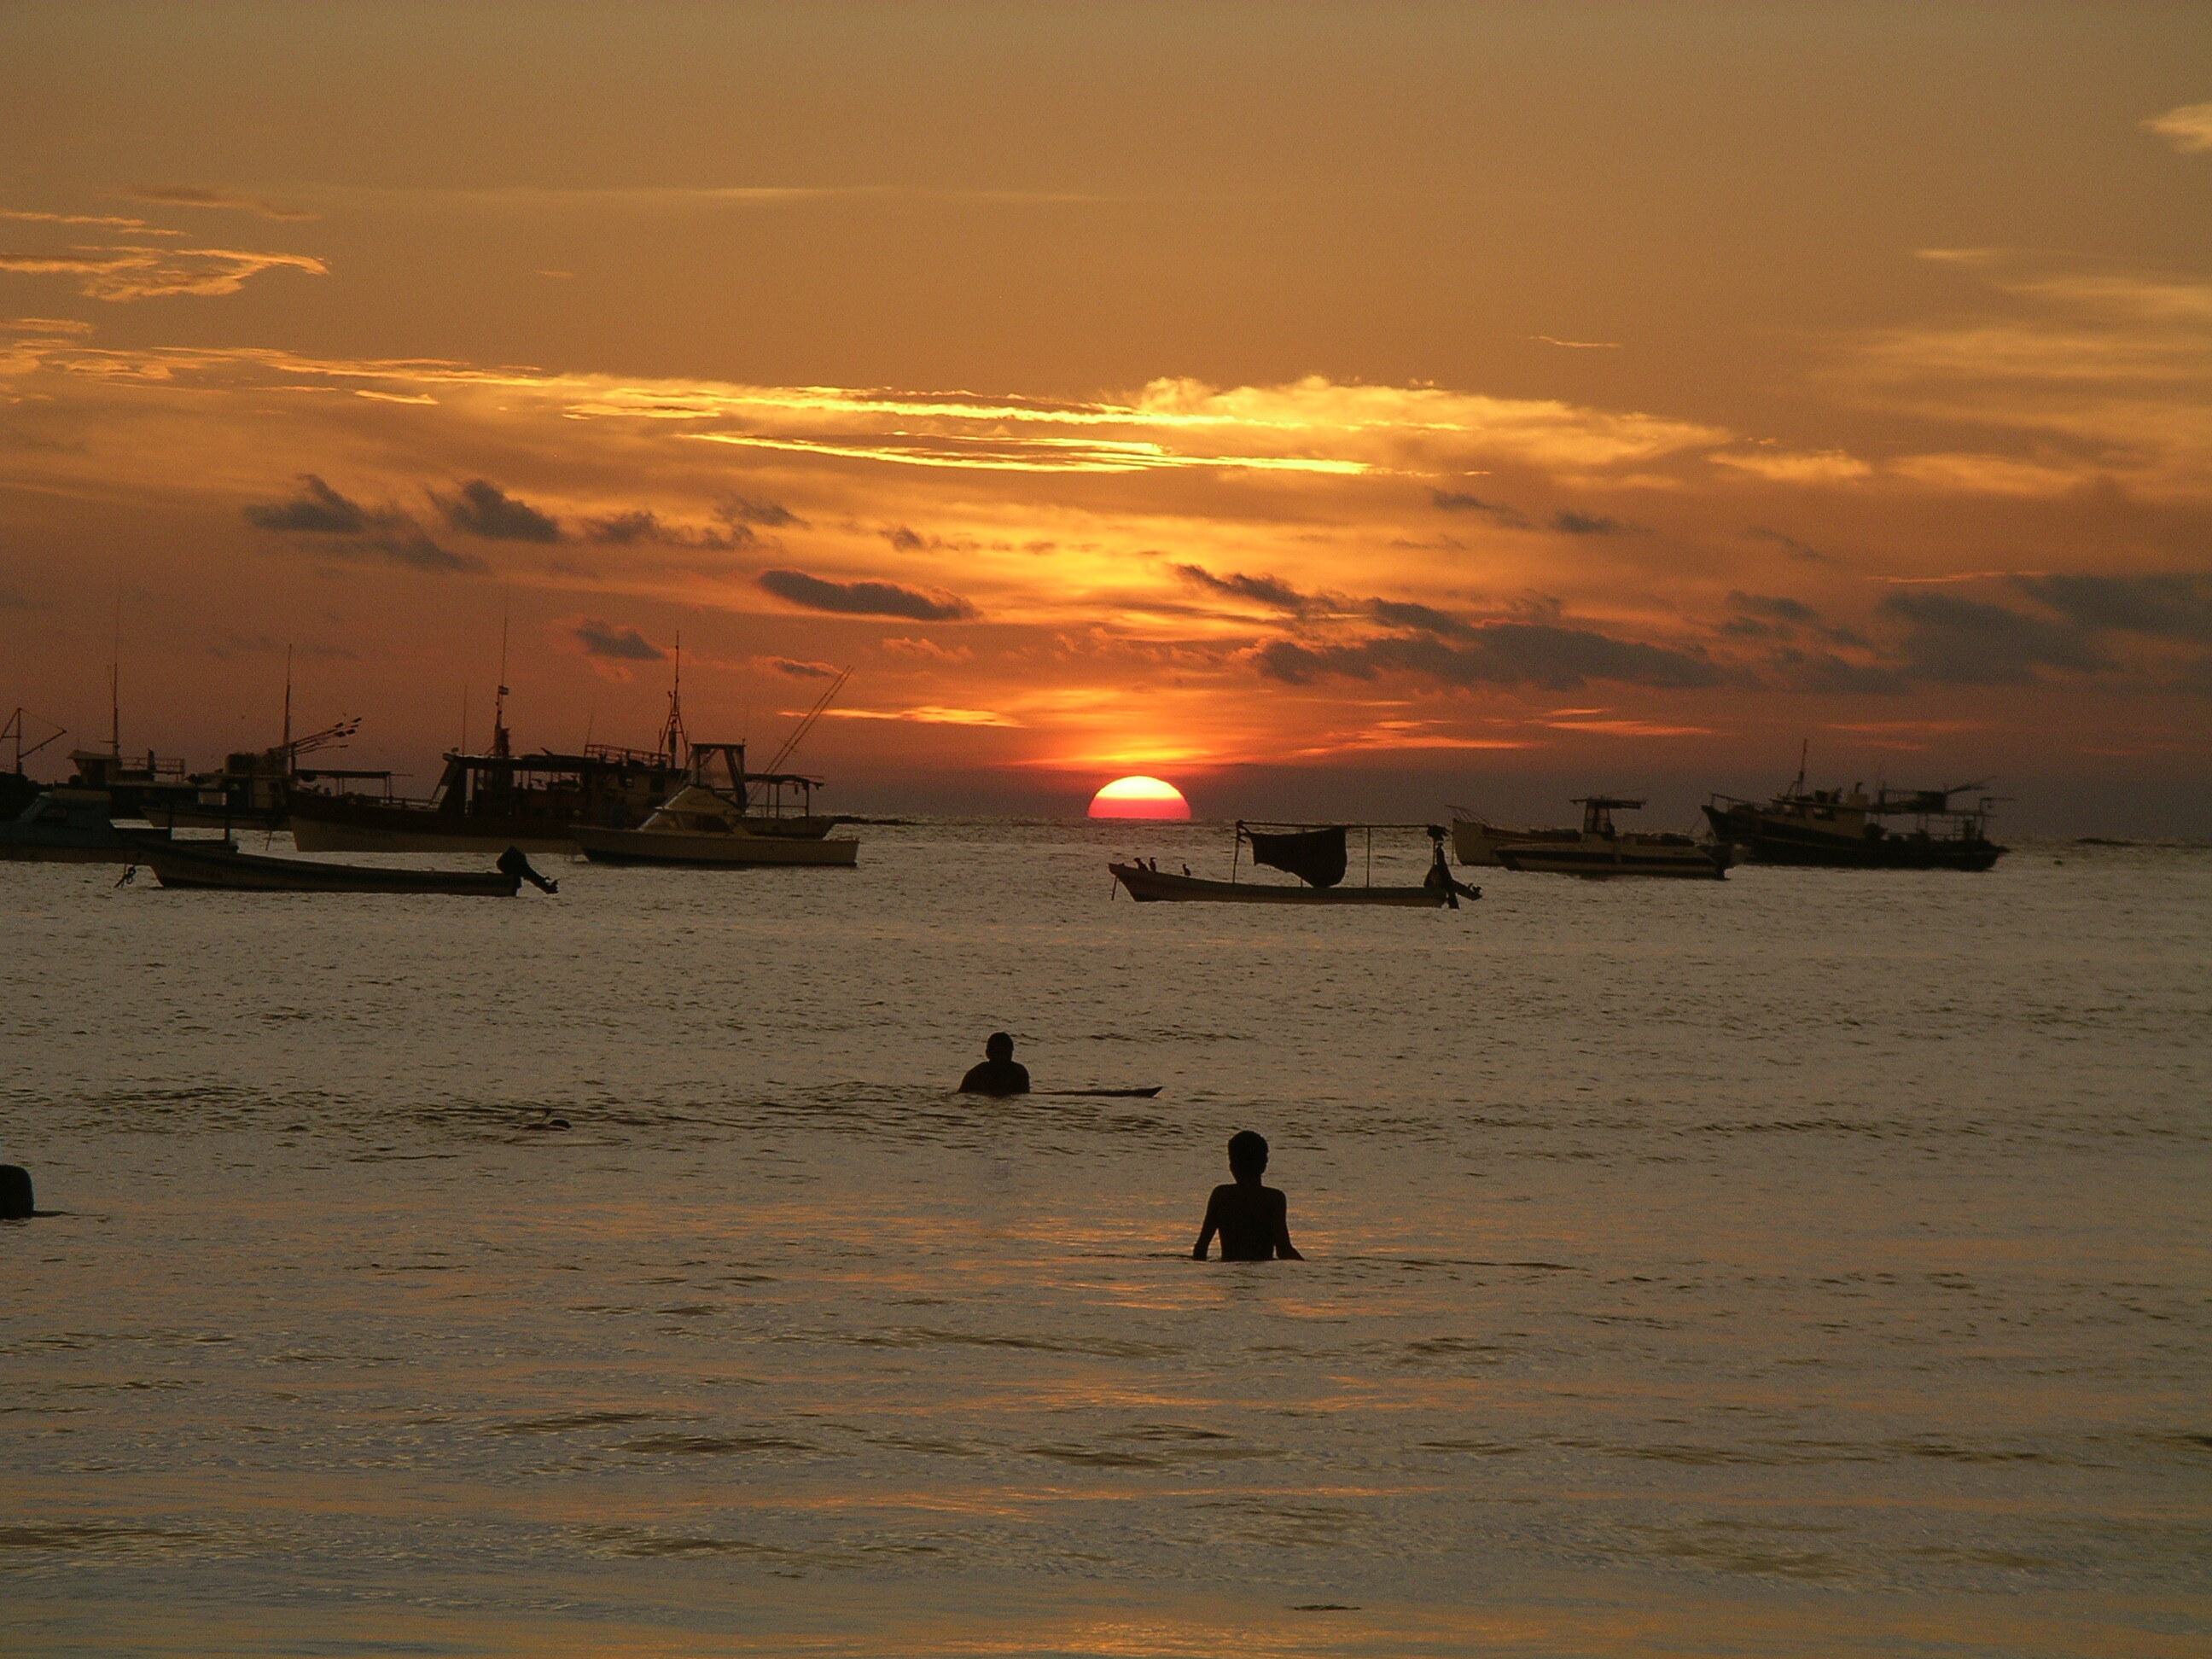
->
[1229, 819, 1452, 890]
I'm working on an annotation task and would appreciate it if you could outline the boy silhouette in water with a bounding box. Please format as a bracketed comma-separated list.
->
[1192, 1130, 1303, 1260]
[958, 1032, 1031, 1097]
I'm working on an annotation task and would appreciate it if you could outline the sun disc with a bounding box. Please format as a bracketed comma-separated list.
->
[1088, 775, 1192, 820]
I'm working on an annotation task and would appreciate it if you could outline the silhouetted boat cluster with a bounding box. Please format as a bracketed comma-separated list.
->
[9, 659, 2011, 909]
[1447, 752, 2007, 881]
[1, 654, 868, 895]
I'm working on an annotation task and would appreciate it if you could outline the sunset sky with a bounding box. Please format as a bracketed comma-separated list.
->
[3, 3, 2208, 830]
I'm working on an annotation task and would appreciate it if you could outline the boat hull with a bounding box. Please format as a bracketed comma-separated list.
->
[573, 826, 859, 867]
[1703, 806, 2005, 870]
[723, 815, 839, 841]
[144, 844, 519, 894]
[288, 800, 577, 854]
[1, 835, 224, 865]
[1110, 862, 1473, 906]
[1495, 841, 1727, 878]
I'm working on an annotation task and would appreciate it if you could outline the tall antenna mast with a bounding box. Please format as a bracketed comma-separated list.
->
[109, 593, 122, 759]
[492, 608, 512, 759]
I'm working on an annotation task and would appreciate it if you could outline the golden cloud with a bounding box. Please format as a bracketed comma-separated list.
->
[2143, 101, 2212, 154]
[818, 705, 1020, 727]
[1709, 448, 1873, 484]
[0, 245, 327, 301]
[1838, 262, 2212, 500]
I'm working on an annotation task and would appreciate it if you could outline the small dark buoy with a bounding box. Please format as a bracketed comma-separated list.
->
[0, 1164, 33, 1220]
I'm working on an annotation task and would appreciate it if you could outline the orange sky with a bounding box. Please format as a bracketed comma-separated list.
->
[3, 3, 2208, 830]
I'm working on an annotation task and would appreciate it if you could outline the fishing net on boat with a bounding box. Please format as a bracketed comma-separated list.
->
[1243, 824, 1348, 888]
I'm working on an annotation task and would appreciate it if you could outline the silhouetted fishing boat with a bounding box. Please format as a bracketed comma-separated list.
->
[1493, 796, 1728, 878]
[1704, 748, 2006, 870]
[149, 654, 395, 831]
[141, 840, 538, 895]
[1111, 823, 1478, 907]
[288, 707, 682, 852]
[289, 640, 689, 853]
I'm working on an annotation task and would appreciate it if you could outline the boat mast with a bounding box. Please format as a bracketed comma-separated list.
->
[282, 646, 293, 760]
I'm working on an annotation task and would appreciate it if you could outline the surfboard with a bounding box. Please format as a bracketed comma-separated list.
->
[1035, 1087, 1163, 1098]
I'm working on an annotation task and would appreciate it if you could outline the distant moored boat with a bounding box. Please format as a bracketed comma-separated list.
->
[1492, 797, 1728, 879]
[1705, 751, 2006, 870]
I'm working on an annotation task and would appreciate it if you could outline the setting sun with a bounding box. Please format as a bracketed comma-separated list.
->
[1087, 776, 1192, 820]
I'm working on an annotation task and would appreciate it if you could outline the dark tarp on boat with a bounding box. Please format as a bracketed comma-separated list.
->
[1242, 824, 1348, 888]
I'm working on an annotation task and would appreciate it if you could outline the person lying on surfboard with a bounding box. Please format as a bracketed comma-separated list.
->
[1192, 1130, 1303, 1261]
[958, 1032, 1031, 1097]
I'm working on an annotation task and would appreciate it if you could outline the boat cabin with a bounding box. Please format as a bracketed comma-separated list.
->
[684, 741, 825, 823]
[1573, 795, 1645, 837]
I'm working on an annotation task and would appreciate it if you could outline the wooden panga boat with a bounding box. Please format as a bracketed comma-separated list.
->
[1111, 823, 1479, 908]
[142, 840, 527, 895]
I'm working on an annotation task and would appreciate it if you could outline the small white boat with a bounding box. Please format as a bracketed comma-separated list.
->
[1448, 811, 1580, 868]
[1493, 796, 1727, 879]
[574, 784, 859, 868]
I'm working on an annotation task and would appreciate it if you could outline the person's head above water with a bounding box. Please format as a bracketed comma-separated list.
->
[985, 1032, 1015, 1062]
[1227, 1129, 1269, 1181]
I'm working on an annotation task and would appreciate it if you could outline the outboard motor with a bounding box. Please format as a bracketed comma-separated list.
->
[497, 846, 558, 894]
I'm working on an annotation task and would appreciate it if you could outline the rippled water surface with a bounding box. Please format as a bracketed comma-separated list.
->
[4, 824, 2209, 1656]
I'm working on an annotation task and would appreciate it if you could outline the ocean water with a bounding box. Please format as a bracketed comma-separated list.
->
[3, 823, 2208, 1657]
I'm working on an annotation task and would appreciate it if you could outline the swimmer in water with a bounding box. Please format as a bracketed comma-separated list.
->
[1192, 1129, 1302, 1260]
[958, 1032, 1032, 1097]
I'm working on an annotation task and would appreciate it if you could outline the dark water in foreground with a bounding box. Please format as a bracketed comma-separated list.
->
[3, 824, 2208, 1656]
